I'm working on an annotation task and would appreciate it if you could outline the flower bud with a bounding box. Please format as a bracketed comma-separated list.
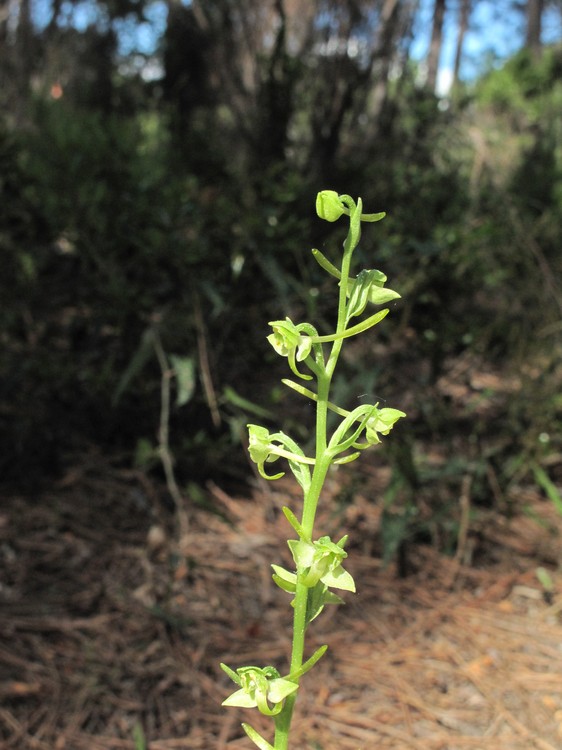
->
[316, 190, 345, 222]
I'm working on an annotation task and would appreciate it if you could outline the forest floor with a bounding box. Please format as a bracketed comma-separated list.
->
[1, 445, 562, 750]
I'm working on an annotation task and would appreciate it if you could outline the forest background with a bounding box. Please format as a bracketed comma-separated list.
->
[1, 0, 562, 558]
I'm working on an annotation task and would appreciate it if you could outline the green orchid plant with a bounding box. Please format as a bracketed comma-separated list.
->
[221, 190, 406, 750]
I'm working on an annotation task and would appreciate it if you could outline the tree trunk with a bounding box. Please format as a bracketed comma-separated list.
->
[426, 0, 446, 92]
[452, 0, 471, 88]
[255, 0, 296, 163]
[8, 0, 36, 119]
[525, 0, 544, 58]
[363, 0, 416, 151]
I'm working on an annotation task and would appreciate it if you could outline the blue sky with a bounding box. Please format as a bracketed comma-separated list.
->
[32, 0, 562, 89]
[33, 0, 169, 53]
[412, 0, 562, 92]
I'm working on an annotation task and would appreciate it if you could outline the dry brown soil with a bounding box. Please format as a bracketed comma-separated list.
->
[1, 454, 561, 750]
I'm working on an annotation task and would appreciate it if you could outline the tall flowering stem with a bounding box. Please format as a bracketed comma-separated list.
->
[221, 190, 405, 750]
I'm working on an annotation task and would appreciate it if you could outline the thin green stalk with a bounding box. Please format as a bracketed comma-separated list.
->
[301, 379, 330, 533]
[326, 227, 354, 379]
[274, 458, 332, 749]
[273, 578, 308, 749]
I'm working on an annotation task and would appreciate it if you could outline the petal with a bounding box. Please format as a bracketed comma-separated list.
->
[288, 539, 315, 568]
[267, 332, 288, 356]
[321, 565, 356, 592]
[271, 564, 297, 585]
[268, 318, 301, 355]
[368, 287, 401, 305]
[267, 678, 299, 703]
[222, 688, 258, 708]
[296, 336, 312, 362]
[316, 536, 345, 556]
[271, 565, 297, 593]
[247, 424, 273, 463]
[371, 408, 406, 434]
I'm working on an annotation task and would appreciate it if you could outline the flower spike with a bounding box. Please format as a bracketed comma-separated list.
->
[221, 190, 405, 749]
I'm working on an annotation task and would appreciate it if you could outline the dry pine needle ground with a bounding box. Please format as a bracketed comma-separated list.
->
[0, 454, 561, 750]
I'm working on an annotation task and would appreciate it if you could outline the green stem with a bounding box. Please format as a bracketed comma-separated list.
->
[273, 204, 361, 750]
[273, 460, 331, 749]
[273, 691, 296, 749]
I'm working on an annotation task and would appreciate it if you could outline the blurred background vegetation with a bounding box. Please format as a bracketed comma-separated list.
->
[1, 0, 561, 556]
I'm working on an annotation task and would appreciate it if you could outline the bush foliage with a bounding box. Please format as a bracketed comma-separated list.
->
[1, 39, 561, 549]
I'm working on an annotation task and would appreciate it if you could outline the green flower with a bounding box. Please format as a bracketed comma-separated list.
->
[267, 318, 313, 380]
[247, 425, 315, 483]
[346, 269, 401, 321]
[221, 664, 298, 716]
[247, 424, 284, 480]
[364, 407, 406, 445]
[288, 535, 355, 592]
